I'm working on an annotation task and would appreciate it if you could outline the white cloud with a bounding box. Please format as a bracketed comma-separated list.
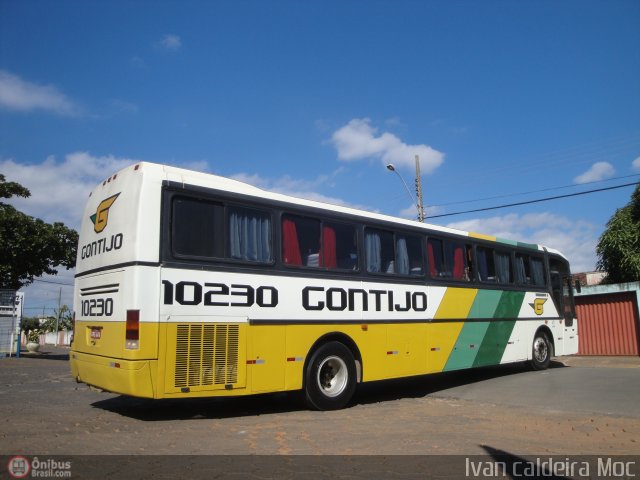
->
[330, 118, 444, 174]
[400, 204, 421, 220]
[158, 34, 182, 52]
[632, 156, 640, 171]
[573, 161, 615, 184]
[0, 70, 80, 116]
[446, 212, 598, 272]
[0, 153, 145, 228]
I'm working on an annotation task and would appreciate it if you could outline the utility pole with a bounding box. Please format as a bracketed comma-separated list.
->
[414, 155, 425, 222]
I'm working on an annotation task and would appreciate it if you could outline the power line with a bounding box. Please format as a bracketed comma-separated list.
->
[426, 181, 638, 219]
[430, 173, 640, 208]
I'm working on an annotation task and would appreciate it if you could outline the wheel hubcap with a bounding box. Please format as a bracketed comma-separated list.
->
[316, 356, 348, 397]
[533, 337, 548, 363]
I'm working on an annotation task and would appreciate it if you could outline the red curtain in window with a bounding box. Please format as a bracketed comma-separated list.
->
[452, 245, 465, 279]
[282, 218, 302, 265]
[320, 225, 337, 268]
[427, 240, 437, 277]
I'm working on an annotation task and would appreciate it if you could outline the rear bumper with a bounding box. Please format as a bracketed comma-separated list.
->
[70, 350, 156, 398]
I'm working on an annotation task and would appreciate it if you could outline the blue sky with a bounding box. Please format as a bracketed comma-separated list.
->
[1, 0, 639, 316]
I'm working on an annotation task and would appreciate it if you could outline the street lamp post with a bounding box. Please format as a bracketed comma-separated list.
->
[386, 156, 425, 222]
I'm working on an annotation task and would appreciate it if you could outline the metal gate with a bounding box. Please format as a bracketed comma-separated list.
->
[575, 292, 640, 356]
[0, 290, 22, 356]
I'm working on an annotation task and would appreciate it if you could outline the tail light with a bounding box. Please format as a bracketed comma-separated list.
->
[70, 311, 75, 345]
[125, 309, 140, 349]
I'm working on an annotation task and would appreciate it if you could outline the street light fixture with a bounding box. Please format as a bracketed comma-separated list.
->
[386, 158, 425, 222]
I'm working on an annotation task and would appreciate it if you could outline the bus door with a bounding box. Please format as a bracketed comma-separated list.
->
[549, 258, 578, 355]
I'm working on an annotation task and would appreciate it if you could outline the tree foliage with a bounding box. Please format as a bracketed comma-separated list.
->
[20, 316, 42, 340]
[596, 184, 640, 284]
[0, 174, 78, 289]
[43, 305, 73, 331]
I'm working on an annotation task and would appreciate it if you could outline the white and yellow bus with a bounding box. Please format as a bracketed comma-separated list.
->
[70, 162, 578, 410]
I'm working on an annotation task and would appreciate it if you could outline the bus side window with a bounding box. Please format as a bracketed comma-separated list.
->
[476, 246, 496, 282]
[324, 222, 358, 270]
[227, 206, 272, 263]
[465, 245, 474, 281]
[428, 238, 470, 281]
[283, 216, 358, 271]
[427, 238, 444, 277]
[365, 228, 395, 273]
[396, 234, 423, 275]
[515, 253, 529, 284]
[530, 257, 546, 286]
[282, 215, 320, 267]
[444, 241, 468, 281]
[495, 251, 513, 284]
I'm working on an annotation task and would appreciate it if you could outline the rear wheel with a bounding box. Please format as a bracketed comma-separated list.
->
[304, 341, 356, 410]
[530, 332, 551, 370]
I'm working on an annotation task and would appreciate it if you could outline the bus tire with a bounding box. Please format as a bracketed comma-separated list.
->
[304, 341, 356, 411]
[530, 331, 551, 370]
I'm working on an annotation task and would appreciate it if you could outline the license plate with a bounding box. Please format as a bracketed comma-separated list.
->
[90, 328, 102, 340]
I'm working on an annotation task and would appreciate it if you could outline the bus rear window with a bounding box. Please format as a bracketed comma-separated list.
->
[171, 197, 222, 258]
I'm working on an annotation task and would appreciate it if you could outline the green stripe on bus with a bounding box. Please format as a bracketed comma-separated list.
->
[444, 290, 502, 371]
[444, 321, 490, 371]
[495, 237, 518, 247]
[493, 290, 526, 319]
[472, 291, 525, 367]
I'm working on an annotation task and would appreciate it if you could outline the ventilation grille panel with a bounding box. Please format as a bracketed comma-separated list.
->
[174, 324, 239, 388]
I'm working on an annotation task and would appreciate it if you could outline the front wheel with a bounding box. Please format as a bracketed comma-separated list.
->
[530, 332, 551, 370]
[304, 341, 357, 410]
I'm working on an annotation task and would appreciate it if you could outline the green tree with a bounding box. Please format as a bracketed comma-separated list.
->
[596, 184, 640, 284]
[43, 305, 73, 332]
[0, 174, 78, 289]
[21, 316, 43, 342]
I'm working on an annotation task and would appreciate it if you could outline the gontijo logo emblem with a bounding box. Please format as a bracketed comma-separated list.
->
[529, 297, 547, 316]
[90, 193, 120, 233]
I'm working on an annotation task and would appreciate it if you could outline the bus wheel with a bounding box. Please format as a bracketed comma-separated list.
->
[304, 341, 356, 411]
[530, 332, 551, 370]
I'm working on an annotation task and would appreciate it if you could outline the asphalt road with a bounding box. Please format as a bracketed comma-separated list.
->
[1, 347, 638, 463]
[428, 362, 640, 418]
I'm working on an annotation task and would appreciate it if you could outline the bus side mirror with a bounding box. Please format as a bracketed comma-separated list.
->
[574, 280, 582, 294]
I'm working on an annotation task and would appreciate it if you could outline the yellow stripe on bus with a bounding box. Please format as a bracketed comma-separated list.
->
[469, 232, 496, 242]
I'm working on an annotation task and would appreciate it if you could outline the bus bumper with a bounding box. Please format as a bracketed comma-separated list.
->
[69, 350, 155, 398]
